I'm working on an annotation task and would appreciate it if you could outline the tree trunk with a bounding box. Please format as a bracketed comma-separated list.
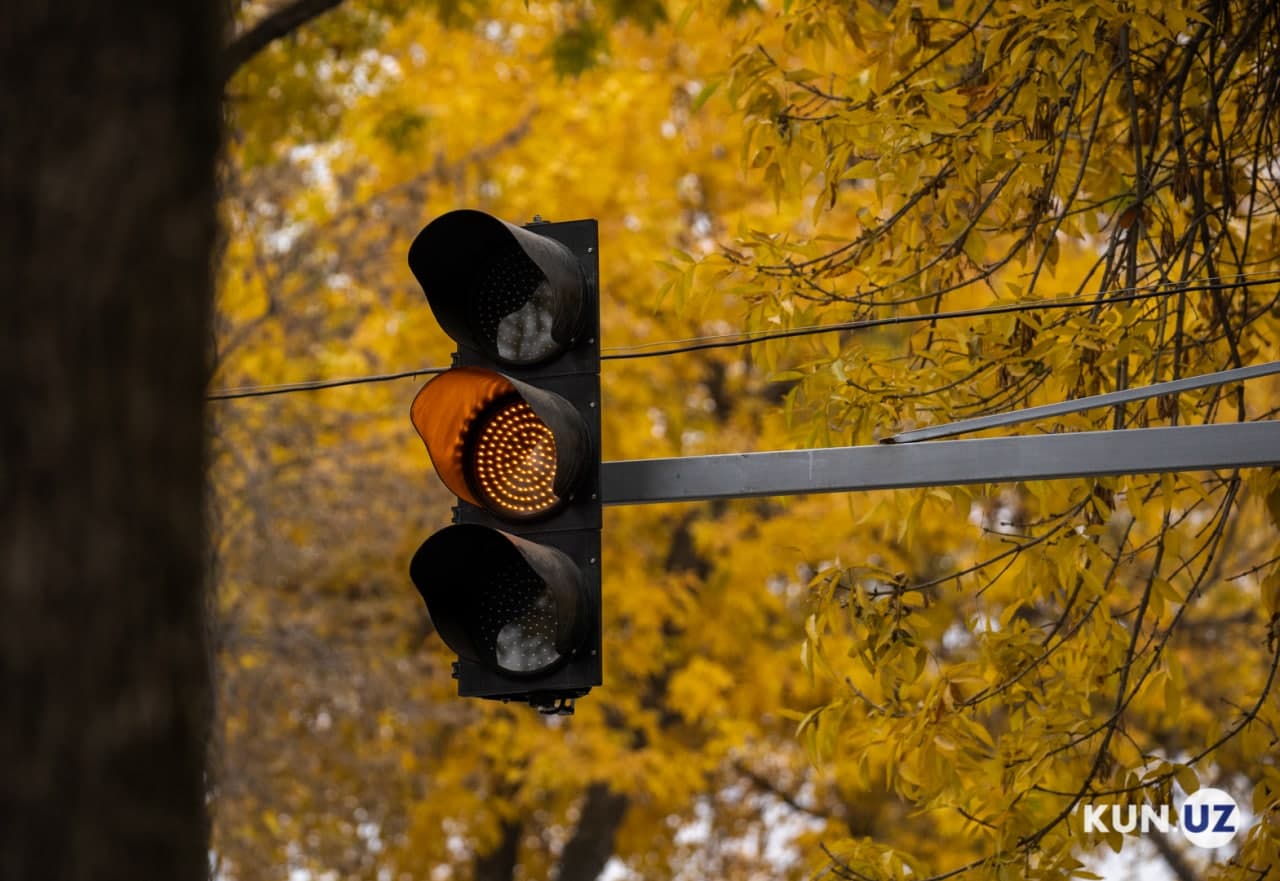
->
[556, 784, 629, 881]
[0, 4, 221, 881]
[473, 819, 522, 881]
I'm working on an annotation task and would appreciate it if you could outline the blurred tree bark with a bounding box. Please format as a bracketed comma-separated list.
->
[473, 820, 521, 881]
[0, 4, 222, 881]
[556, 784, 629, 881]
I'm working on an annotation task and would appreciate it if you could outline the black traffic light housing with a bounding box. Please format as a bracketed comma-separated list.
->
[408, 210, 601, 714]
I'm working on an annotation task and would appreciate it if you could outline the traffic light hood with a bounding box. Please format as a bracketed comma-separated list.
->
[407, 212, 601, 709]
[410, 525, 589, 676]
[408, 209, 587, 367]
[411, 367, 591, 519]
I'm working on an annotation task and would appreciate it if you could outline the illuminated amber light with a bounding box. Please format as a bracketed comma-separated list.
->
[465, 397, 560, 517]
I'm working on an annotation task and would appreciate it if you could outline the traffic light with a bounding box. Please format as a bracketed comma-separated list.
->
[407, 210, 601, 714]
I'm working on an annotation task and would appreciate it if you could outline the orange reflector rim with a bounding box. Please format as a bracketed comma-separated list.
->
[411, 367, 571, 519]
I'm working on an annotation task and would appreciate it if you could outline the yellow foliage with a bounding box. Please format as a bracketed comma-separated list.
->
[211, 0, 1280, 880]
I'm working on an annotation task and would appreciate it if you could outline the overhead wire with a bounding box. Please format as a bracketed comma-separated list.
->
[206, 366, 448, 401]
[205, 272, 1280, 401]
[600, 268, 1280, 353]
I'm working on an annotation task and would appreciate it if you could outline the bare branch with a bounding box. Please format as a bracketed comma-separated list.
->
[1149, 831, 1202, 881]
[733, 761, 842, 822]
[223, 0, 346, 83]
[557, 784, 629, 881]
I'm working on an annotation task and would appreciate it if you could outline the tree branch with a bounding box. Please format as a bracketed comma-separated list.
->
[557, 784, 628, 881]
[733, 761, 841, 823]
[223, 0, 346, 83]
[1149, 831, 1200, 881]
[473, 818, 521, 881]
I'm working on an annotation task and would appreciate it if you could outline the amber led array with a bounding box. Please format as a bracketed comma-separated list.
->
[468, 400, 559, 515]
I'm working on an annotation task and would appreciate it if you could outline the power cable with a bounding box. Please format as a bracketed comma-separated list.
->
[206, 366, 448, 401]
[600, 269, 1280, 353]
[206, 273, 1280, 401]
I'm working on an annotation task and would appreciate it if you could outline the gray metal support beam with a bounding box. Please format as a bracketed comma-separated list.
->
[885, 360, 1280, 444]
[599, 422, 1280, 505]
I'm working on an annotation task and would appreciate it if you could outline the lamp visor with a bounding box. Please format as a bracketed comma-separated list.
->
[410, 367, 589, 520]
[410, 525, 586, 676]
[408, 210, 585, 367]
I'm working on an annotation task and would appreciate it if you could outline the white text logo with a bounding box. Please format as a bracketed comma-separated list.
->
[1078, 788, 1239, 849]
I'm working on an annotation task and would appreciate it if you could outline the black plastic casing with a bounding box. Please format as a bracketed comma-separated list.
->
[447, 218, 601, 708]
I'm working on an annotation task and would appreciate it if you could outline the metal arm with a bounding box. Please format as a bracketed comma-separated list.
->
[599, 421, 1280, 505]
[884, 361, 1280, 444]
